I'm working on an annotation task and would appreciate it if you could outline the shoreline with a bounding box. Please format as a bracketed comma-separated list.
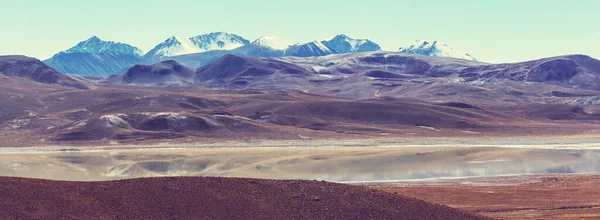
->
[2, 135, 600, 153]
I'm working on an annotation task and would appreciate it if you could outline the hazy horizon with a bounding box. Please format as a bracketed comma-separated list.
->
[1, 0, 598, 63]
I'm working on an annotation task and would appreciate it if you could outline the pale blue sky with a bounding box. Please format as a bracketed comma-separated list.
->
[0, 0, 598, 63]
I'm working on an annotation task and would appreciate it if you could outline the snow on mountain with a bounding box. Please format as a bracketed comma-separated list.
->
[64, 36, 144, 58]
[251, 36, 292, 50]
[284, 41, 333, 57]
[145, 32, 250, 59]
[45, 33, 385, 75]
[44, 36, 145, 76]
[321, 34, 381, 54]
[284, 34, 380, 57]
[399, 40, 477, 61]
[188, 32, 249, 51]
[143, 36, 202, 59]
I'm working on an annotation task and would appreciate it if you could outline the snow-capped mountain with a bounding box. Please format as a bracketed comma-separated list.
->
[144, 32, 249, 59]
[44, 33, 384, 75]
[399, 40, 477, 61]
[284, 41, 333, 57]
[189, 32, 249, 51]
[252, 36, 292, 51]
[321, 34, 380, 54]
[64, 36, 144, 58]
[283, 34, 380, 57]
[44, 36, 145, 76]
[143, 36, 201, 59]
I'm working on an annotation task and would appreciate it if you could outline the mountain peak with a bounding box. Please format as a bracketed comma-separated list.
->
[284, 41, 333, 57]
[321, 34, 350, 42]
[321, 34, 380, 54]
[166, 36, 178, 41]
[405, 40, 444, 49]
[332, 34, 350, 39]
[145, 33, 250, 59]
[145, 36, 201, 59]
[85, 35, 102, 42]
[252, 36, 292, 50]
[205, 31, 233, 36]
[64, 36, 144, 58]
[188, 32, 249, 50]
[400, 40, 477, 61]
[164, 36, 188, 44]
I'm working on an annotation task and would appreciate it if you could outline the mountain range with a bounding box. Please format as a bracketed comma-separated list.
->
[42, 32, 475, 77]
[143, 33, 250, 59]
[105, 52, 600, 99]
[3, 52, 600, 145]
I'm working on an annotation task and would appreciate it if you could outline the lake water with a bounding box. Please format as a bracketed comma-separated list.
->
[1, 145, 599, 182]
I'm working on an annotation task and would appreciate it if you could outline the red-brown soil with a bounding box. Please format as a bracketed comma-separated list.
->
[378, 175, 600, 219]
[0, 177, 486, 220]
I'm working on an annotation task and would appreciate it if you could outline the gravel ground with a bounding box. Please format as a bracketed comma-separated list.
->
[377, 174, 600, 219]
[0, 176, 487, 219]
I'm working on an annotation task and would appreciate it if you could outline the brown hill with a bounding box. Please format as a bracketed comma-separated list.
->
[0, 176, 487, 220]
[108, 60, 196, 86]
[2, 77, 600, 146]
[0, 55, 91, 89]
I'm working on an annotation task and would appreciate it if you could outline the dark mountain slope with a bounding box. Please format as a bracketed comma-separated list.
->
[0, 55, 90, 89]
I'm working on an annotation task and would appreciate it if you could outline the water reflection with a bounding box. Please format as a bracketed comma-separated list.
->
[1, 147, 600, 182]
[338, 149, 600, 182]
